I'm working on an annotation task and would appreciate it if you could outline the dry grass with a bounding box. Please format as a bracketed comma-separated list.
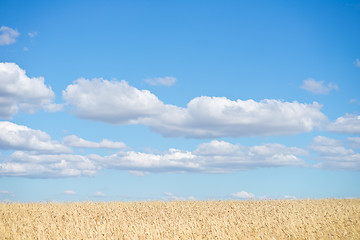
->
[1, 199, 359, 239]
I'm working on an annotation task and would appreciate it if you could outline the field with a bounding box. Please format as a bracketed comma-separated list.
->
[1, 199, 360, 239]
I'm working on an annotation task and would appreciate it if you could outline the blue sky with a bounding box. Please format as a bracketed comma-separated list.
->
[0, 0, 360, 202]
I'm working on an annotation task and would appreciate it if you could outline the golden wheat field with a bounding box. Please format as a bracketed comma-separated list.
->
[1, 199, 359, 239]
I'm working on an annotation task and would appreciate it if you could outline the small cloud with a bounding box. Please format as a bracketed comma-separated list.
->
[231, 191, 255, 199]
[23, 46, 29, 51]
[309, 136, 360, 171]
[93, 191, 106, 197]
[163, 192, 195, 201]
[62, 190, 77, 195]
[301, 78, 338, 94]
[145, 76, 177, 86]
[328, 114, 360, 134]
[28, 32, 37, 38]
[284, 195, 297, 200]
[44, 103, 64, 112]
[128, 170, 149, 176]
[0, 190, 14, 197]
[63, 135, 126, 149]
[0, 26, 20, 45]
[354, 58, 360, 68]
[99, 139, 127, 149]
[350, 99, 360, 105]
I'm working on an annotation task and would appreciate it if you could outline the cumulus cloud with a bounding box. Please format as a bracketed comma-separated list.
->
[0, 139, 307, 177]
[0, 62, 62, 118]
[63, 135, 126, 149]
[310, 136, 352, 155]
[2, 135, 358, 177]
[148, 97, 326, 138]
[99, 148, 198, 174]
[63, 78, 327, 138]
[62, 190, 77, 195]
[194, 140, 241, 156]
[62, 78, 164, 124]
[98, 140, 307, 174]
[0, 26, 19, 45]
[301, 78, 338, 94]
[145, 76, 177, 86]
[0, 121, 71, 154]
[328, 114, 360, 134]
[309, 136, 360, 171]
[0, 151, 99, 177]
[231, 191, 255, 199]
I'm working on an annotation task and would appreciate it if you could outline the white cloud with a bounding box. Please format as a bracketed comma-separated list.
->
[163, 192, 195, 201]
[99, 140, 307, 174]
[309, 136, 360, 170]
[4, 135, 360, 178]
[93, 192, 106, 197]
[0, 123, 98, 177]
[127, 170, 149, 176]
[349, 99, 360, 106]
[1, 137, 308, 178]
[194, 140, 241, 156]
[148, 97, 326, 138]
[0, 190, 14, 197]
[310, 136, 353, 156]
[0, 62, 61, 118]
[0, 26, 19, 45]
[43, 103, 64, 112]
[62, 78, 164, 124]
[355, 58, 360, 67]
[63, 135, 126, 149]
[63, 78, 327, 138]
[284, 195, 297, 200]
[145, 76, 177, 86]
[328, 114, 360, 134]
[62, 190, 77, 195]
[99, 148, 199, 174]
[231, 191, 255, 199]
[0, 121, 71, 154]
[28, 32, 37, 38]
[0, 151, 99, 177]
[301, 78, 338, 94]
